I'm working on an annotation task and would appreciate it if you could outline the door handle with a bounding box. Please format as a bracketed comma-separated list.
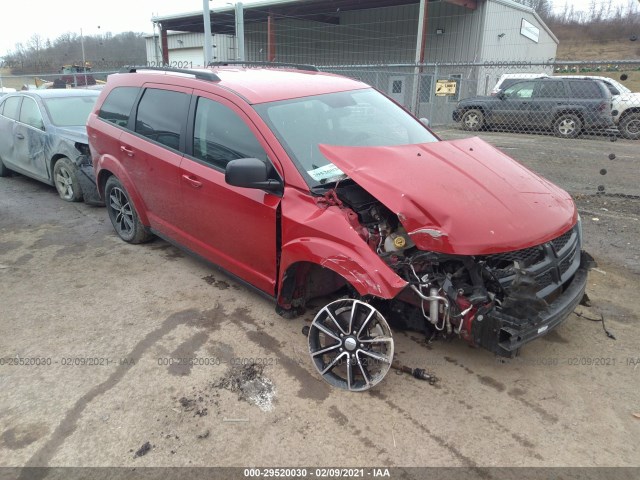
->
[120, 145, 134, 157]
[16, 133, 24, 140]
[182, 174, 202, 188]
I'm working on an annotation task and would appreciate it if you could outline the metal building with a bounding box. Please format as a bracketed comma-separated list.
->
[149, 0, 558, 122]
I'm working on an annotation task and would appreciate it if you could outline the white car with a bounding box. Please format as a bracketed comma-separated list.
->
[0, 87, 17, 97]
[492, 73, 640, 139]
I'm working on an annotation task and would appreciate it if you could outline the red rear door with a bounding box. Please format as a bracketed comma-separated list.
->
[118, 84, 192, 239]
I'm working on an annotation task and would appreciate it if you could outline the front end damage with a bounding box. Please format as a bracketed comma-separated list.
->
[326, 179, 592, 358]
[279, 138, 594, 391]
[76, 151, 104, 206]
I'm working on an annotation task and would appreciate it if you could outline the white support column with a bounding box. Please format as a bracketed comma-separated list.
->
[410, 0, 427, 116]
[203, 0, 213, 66]
[235, 2, 245, 61]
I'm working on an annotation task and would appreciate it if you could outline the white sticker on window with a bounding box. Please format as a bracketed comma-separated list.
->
[307, 163, 345, 182]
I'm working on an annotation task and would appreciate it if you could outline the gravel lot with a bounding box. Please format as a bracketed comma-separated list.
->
[0, 130, 639, 473]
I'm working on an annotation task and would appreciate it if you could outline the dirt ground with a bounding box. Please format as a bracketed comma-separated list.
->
[0, 130, 639, 473]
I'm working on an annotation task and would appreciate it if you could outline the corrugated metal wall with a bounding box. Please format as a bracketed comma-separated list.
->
[244, 2, 484, 65]
[145, 33, 236, 66]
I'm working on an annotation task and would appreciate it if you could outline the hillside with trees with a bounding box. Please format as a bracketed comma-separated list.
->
[516, 0, 640, 59]
[1, 0, 638, 76]
[1, 31, 146, 74]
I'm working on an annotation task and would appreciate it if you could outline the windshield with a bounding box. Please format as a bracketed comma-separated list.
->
[42, 95, 98, 127]
[254, 88, 438, 186]
[603, 78, 630, 94]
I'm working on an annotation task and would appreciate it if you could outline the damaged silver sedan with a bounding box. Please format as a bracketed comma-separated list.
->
[0, 89, 102, 204]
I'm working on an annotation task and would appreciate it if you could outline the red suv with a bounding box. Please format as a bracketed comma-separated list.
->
[87, 64, 592, 391]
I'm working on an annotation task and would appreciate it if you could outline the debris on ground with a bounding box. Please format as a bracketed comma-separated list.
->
[215, 363, 276, 412]
[133, 441, 152, 458]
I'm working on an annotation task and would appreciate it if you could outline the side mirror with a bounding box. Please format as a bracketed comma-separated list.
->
[419, 117, 430, 127]
[497, 91, 506, 100]
[225, 158, 282, 192]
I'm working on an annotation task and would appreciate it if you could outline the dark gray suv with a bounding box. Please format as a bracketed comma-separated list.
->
[453, 78, 616, 138]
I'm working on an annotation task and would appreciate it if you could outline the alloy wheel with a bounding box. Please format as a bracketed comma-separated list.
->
[109, 187, 135, 237]
[308, 299, 394, 391]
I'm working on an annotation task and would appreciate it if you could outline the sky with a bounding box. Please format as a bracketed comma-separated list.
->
[1, 0, 637, 57]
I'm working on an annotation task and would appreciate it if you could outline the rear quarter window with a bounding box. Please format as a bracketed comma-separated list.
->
[98, 87, 140, 127]
[567, 81, 604, 99]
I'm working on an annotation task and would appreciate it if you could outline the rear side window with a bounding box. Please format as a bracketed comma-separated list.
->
[193, 97, 267, 170]
[135, 88, 190, 151]
[98, 87, 139, 127]
[537, 81, 566, 98]
[2, 96, 22, 120]
[567, 81, 603, 99]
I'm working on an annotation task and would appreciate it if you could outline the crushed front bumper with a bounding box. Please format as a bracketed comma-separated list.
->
[76, 155, 104, 206]
[471, 251, 594, 357]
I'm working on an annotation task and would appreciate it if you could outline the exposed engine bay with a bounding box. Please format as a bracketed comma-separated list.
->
[321, 179, 589, 358]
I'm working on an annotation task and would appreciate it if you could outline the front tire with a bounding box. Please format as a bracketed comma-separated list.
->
[461, 109, 484, 131]
[105, 176, 152, 244]
[554, 113, 582, 138]
[619, 112, 640, 140]
[53, 157, 83, 202]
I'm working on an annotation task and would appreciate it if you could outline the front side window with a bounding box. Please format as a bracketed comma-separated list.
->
[19, 97, 44, 129]
[43, 95, 98, 127]
[135, 88, 190, 151]
[98, 87, 140, 127]
[2, 96, 22, 121]
[255, 88, 437, 186]
[504, 82, 535, 99]
[193, 97, 267, 170]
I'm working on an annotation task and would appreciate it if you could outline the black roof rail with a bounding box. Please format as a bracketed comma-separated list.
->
[208, 61, 319, 72]
[121, 66, 220, 82]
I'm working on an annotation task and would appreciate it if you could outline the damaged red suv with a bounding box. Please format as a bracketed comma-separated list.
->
[87, 64, 592, 391]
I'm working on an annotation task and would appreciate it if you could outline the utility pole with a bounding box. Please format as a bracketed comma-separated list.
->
[80, 28, 87, 86]
[203, 0, 213, 66]
[235, 2, 245, 61]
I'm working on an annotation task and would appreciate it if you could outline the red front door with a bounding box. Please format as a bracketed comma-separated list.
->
[177, 92, 281, 295]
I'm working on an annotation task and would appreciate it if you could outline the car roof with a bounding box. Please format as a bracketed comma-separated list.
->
[13, 89, 101, 99]
[107, 67, 370, 104]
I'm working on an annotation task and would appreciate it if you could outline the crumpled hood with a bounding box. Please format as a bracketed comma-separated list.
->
[54, 126, 89, 145]
[319, 137, 577, 255]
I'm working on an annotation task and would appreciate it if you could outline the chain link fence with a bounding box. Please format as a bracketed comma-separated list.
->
[0, 70, 117, 91]
[1, 60, 639, 201]
[321, 60, 640, 139]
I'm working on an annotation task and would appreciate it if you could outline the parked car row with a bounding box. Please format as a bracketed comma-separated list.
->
[1, 64, 593, 391]
[454, 76, 618, 138]
[455, 73, 639, 139]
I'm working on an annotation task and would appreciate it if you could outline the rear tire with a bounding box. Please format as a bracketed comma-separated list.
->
[554, 113, 582, 138]
[461, 109, 484, 131]
[53, 157, 83, 202]
[105, 176, 152, 244]
[619, 112, 640, 140]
